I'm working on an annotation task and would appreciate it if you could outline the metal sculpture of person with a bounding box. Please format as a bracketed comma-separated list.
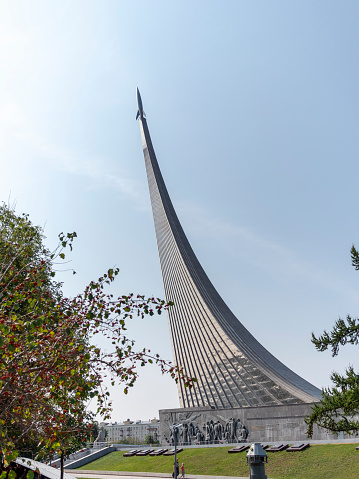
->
[214, 421, 222, 441]
[213, 421, 218, 441]
[189, 422, 195, 439]
[229, 418, 233, 442]
[195, 425, 202, 444]
[234, 419, 243, 442]
[209, 420, 215, 442]
[224, 421, 229, 442]
[239, 424, 249, 441]
[182, 423, 189, 445]
[204, 421, 211, 442]
[236, 418, 243, 432]
[203, 422, 207, 442]
[226, 417, 235, 443]
[232, 418, 238, 442]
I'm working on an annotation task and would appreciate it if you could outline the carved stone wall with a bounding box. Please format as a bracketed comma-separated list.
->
[159, 405, 337, 446]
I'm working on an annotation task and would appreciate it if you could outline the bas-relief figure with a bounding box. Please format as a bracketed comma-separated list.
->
[164, 413, 249, 446]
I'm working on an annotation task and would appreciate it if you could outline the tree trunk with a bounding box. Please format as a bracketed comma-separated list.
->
[60, 451, 64, 479]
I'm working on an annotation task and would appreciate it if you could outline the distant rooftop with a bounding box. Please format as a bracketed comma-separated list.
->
[101, 417, 160, 426]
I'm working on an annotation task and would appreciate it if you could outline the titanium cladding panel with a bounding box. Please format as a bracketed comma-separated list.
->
[137, 99, 321, 409]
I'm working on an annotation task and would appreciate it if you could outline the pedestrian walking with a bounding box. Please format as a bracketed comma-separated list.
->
[173, 458, 179, 479]
[181, 462, 185, 479]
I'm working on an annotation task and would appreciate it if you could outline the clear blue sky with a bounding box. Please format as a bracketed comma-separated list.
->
[1, 1, 359, 421]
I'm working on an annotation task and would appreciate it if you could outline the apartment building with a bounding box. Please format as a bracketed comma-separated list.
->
[102, 418, 160, 444]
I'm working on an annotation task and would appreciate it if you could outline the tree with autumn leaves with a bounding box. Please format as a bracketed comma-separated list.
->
[0, 204, 195, 477]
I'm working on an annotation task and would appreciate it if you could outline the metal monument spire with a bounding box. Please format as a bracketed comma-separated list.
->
[137, 88, 321, 409]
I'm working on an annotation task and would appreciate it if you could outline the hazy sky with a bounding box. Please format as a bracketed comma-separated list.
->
[1, 1, 359, 422]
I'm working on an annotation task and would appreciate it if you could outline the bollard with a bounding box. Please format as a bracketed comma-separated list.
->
[246, 443, 268, 479]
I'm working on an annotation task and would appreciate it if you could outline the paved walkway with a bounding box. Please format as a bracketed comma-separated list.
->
[67, 471, 256, 479]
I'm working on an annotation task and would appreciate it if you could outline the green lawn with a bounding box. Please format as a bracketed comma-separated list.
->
[76, 444, 359, 479]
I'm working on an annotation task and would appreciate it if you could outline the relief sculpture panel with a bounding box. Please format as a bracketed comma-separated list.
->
[162, 411, 249, 446]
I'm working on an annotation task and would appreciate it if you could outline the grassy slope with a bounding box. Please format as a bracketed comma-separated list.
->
[77, 444, 359, 479]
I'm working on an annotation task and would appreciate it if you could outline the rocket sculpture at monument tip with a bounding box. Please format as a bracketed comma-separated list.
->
[136, 87, 145, 120]
[136, 88, 321, 410]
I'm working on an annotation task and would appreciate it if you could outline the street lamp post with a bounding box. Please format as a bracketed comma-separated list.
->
[170, 423, 182, 479]
[169, 416, 200, 479]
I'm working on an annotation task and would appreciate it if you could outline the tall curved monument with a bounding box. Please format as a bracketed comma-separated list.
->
[136, 89, 334, 444]
[136, 88, 321, 413]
